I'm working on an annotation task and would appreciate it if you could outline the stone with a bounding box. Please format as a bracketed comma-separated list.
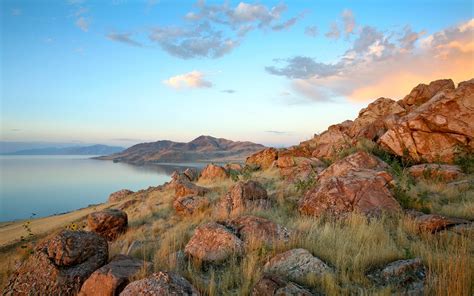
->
[79, 255, 151, 296]
[119, 272, 199, 296]
[279, 157, 326, 182]
[400, 79, 455, 110]
[4, 230, 108, 296]
[307, 120, 354, 160]
[174, 180, 209, 198]
[225, 163, 244, 172]
[406, 210, 470, 233]
[218, 180, 270, 215]
[246, 148, 279, 170]
[184, 222, 244, 264]
[408, 164, 463, 181]
[173, 195, 210, 216]
[226, 215, 291, 246]
[263, 249, 332, 284]
[367, 258, 426, 295]
[199, 164, 229, 181]
[108, 189, 134, 203]
[183, 168, 199, 182]
[251, 275, 313, 296]
[88, 209, 128, 241]
[299, 170, 401, 218]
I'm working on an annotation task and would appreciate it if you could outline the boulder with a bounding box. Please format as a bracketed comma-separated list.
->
[108, 189, 134, 203]
[183, 168, 199, 182]
[119, 272, 199, 296]
[400, 79, 455, 110]
[225, 163, 244, 172]
[276, 156, 296, 168]
[226, 215, 291, 246]
[79, 255, 151, 296]
[218, 180, 271, 215]
[367, 258, 426, 295]
[184, 222, 244, 264]
[278, 157, 326, 182]
[174, 180, 209, 198]
[263, 249, 332, 284]
[4, 230, 108, 296]
[199, 164, 228, 181]
[246, 148, 278, 170]
[251, 275, 313, 296]
[379, 79, 474, 163]
[88, 209, 128, 241]
[406, 210, 470, 233]
[318, 151, 388, 183]
[173, 195, 210, 216]
[299, 170, 401, 218]
[408, 164, 463, 181]
[307, 120, 354, 159]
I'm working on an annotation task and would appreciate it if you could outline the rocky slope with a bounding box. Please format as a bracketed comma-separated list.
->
[96, 135, 265, 165]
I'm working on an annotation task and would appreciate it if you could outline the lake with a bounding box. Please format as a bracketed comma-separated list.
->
[0, 155, 205, 222]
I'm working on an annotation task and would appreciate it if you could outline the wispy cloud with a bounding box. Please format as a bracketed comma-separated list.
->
[265, 130, 292, 135]
[325, 22, 340, 39]
[304, 25, 318, 37]
[222, 89, 236, 94]
[107, 32, 142, 47]
[163, 71, 213, 89]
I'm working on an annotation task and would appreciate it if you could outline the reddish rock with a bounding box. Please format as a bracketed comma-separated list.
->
[225, 163, 244, 172]
[263, 249, 332, 284]
[299, 170, 401, 218]
[246, 148, 278, 170]
[251, 275, 313, 296]
[173, 195, 210, 216]
[406, 210, 470, 233]
[108, 189, 134, 203]
[174, 180, 209, 198]
[279, 157, 326, 182]
[88, 209, 128, 241]
[408, 164, 463, 181]
[184, 222, 244, 264]
[79, 255, 151, 296]
[218, 180, 270, 215]
[4, 230, 108, 296]
[307, 120, 354, 159]
[400, 79, 455, 110]
[183, 168, 199, 182]
[226, 215, 291, 246]
[119, 272, 199, 296]
[276, 156, 296, 168]
[199, 164, 229, 181]
[379, 79, 474, 163]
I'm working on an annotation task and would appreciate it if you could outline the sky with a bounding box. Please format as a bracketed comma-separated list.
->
[1, 0, 473, 148]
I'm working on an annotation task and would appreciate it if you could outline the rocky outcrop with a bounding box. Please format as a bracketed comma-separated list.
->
[367, 258, 426, 295]
[307, 120, 354, 159]
[120, 272, 199, 295]
[183, 168, 199, 182]
[218, 180, 271, 215]
[79, 255, 151, 296]
[88, 209, 128, 241]
[226, 215, 291, 246]
[406, 210, 470, 233]
[199, 164, 229, 181]
[251, 275, 313, 296]
[173, 195, 210, 216]
[379, 79, 474, 163]
[108, 189, 134, 203]
[263, 249, 332, 284]
[246, 148, 278, 170]
[184, 222, 244, 264]
[4, 230, 108, 296]
[408, 164, 463, 181]
[400, 79, 455, 111]
[174, 180, 209, 199]
[278, 157, 326, 182]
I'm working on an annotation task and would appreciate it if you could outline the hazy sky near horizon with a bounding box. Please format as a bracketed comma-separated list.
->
[1, 0, 473, 147]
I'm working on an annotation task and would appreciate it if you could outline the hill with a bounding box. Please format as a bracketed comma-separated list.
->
[5, 144, 124, 156]
[95, 135, 265, 164]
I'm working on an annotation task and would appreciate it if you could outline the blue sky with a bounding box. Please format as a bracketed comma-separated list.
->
[1, 0, 473, 148]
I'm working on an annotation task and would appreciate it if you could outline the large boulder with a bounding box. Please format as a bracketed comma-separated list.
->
[174, 180, 209, 199]
[246, 148, 278, 170]
[226, 215, 291, 246]
[306, 120, 354, 159]
[406, 210, 470, 233]
[4, 230, 108, 296]
[108, 189, 134, 203]
[279, 157, 326, 182]
[199, 164, 228, 181]
[184, 222, 244, 264]
[400, 79, 455, 111]
[251, 275, 313, 296]
[88, 209, 128, 241]
[379, 79, 474, 163]
[263, 249, 332, 284]
[79, 255, 151, 296]
[183, 168, 199, 182]
[299, 170, 401, 218]
[408, 164, 463, 182]
[173, 195, 210, 216]
[367, 258, 426, 295]
[218, 180, 270, 215]
[119, 272, 199, 296]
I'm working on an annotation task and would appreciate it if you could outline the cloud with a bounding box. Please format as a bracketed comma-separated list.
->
[265, 130, 291, 135]
[75, 17, 90, 32]
[305, 25, 318, 37]
[341, 9, 355, 37]
[266, 19, 474, 102]
[272, 16, 299, 31]
[163, 71, 213, 89]
[107, 32, 142, 47]
[222, 89, 236, 94]
[325, 22, 340, 39]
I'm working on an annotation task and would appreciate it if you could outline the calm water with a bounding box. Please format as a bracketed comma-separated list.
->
[0, 155, 205, 222]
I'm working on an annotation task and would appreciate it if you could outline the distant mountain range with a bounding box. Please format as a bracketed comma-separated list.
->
[4, 144, 124, 156]
[95, 135, 265, 165]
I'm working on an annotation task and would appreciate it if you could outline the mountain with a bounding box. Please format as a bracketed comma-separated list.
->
[95, 135, 265, 164]
[5, 144, 125, 156]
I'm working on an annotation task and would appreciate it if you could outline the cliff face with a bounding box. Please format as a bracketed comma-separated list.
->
[96, 135, 265, 165]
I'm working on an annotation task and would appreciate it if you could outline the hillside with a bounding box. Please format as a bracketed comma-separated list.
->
[5, 144, 124, 156]
[96, 135, 265, 164]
